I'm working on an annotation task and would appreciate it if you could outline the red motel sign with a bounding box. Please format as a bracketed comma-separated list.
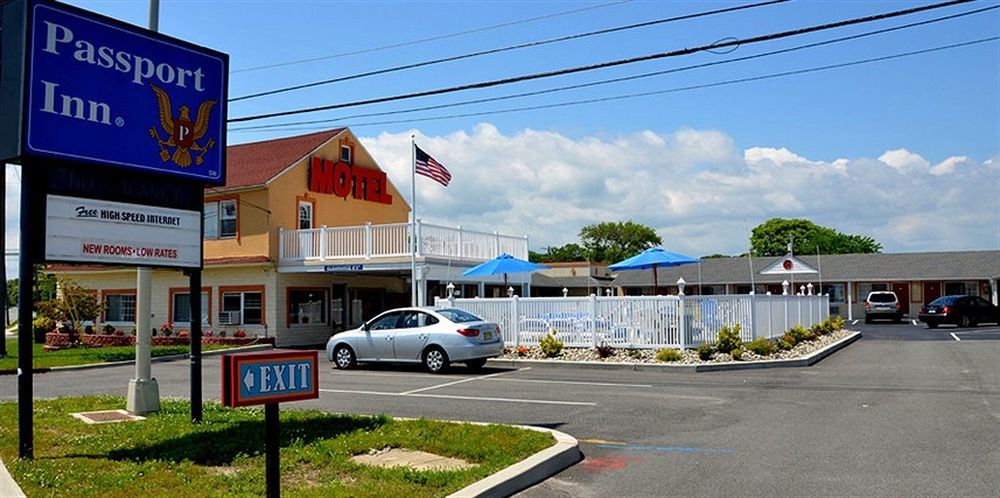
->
[309, 156, 392, 205]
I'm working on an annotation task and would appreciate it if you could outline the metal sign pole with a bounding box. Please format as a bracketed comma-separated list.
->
[265, 403, 280, 498]
[16, 165, 42, 459]
[190, 269, 202, 422]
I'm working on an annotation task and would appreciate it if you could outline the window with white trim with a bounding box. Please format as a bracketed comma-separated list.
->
[340, 145, 352, 163]
[172, 292, 210, 325]
[105, 294, 136, 323]
[298, 201, 313, 230]
[289, 289, 327, 325]
[944, 281, 980, 297]
[221, 291, 262, 325]
[204, 199, 237, 239]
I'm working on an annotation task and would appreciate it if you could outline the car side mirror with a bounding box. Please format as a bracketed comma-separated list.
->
[362, 322, 371, 332]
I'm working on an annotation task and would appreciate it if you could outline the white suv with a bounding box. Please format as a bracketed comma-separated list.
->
[865, 291, 902, 323]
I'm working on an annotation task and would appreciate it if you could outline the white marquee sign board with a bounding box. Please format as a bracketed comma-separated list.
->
[45, 194, 202, 268]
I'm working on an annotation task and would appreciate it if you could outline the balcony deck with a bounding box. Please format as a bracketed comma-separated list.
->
[279, 220, 528, 267]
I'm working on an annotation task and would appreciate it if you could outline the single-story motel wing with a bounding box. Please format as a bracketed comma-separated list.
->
[47, 128, 999, 347]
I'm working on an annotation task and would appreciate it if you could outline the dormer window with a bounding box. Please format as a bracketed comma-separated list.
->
[340, 145, 352, 164]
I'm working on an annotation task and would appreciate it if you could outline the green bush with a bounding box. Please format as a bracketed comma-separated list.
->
[830, 315, 845, 330]
[811, 323, 824, 337]
[715, 323, 742, 354]
[697, 343, 715, 360]
[83, 324, 95, 335]
[744, 337, 777, 356]
[787, 325, 809, 343]
[730, 348, 744, 361]
[32, 316, 56, 344]
[626, 349, 644, 360]
[539, 330, 564, 358]
[777, 338, 794, 351]
[656, 348, 682, 362]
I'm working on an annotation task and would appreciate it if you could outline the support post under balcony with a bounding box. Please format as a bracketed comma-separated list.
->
[364, 222, 372, 259]
[278, 228, 284, 260]
[319, 225, 327, 260]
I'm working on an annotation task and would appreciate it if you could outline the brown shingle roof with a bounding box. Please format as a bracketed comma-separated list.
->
[214, 129, 344, 191]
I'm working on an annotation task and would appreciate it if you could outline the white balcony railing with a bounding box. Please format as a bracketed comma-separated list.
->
[279, 220, 529, 264]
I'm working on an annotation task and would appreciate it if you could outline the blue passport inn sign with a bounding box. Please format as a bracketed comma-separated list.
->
[1, 0, 228, 185]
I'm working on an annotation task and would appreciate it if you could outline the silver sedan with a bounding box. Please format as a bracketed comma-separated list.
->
[326, 307, 504, 373]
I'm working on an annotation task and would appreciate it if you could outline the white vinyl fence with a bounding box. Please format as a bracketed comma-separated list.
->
[434, 294, 829, 349]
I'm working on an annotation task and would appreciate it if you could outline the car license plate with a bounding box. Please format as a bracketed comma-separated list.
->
[928, 310, 936, 314]
[483, 331, 493, 341]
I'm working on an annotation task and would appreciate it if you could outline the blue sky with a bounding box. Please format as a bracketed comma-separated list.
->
[5, 0, 1000, 274]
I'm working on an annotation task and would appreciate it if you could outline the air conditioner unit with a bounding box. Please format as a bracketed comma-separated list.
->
[218, 311, 241, 325]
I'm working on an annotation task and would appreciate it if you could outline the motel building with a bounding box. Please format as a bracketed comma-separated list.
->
[50, 128, 530, 346]
[612, 250, 1000, 319]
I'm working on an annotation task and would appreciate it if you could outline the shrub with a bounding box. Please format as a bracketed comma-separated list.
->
[811, 323, 824, 337]
[114, 329, 125, 337]
[697, 343, 715, 360]
[656, 348, 682, 362]
[102, 323, 116, 335]
[539, 330, 564, 358]
[830, 315, 845, 330]
[730, 348, 744, 361]
[787, 325, 809, 343]
[777, 338, 794, 351]
[745, 337, 777, 356]
[159, 322, 174, 337]
[515, 345, 529, 357]
[83, 324, 95, 335]
[626, 349, 644, 360]
[595, 342, 616, 358]
[234, 329, 247, 338]
[204, 330, 214, 337]
[806, 331, 818, 342]
[32, 316, 56, 344]
[715, 324, 742, 354]
[178, 331, 189, 338]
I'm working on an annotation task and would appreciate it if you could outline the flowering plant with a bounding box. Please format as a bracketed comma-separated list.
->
[178, 330, 189, 338]
[515, 345, 530, 357]
[203, 330, 214, 337]
[159, 322, 174, 337]
[102, 324, 116, 335]
[234, 329, 247, 338]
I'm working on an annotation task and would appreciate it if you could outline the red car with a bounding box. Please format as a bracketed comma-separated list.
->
[918, 295, 1000, 328]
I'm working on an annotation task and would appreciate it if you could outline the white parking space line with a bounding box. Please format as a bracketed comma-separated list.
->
[912, 320, 919, 326]
[400, 368, 525, 395]
[492, 378, 652, 388]
[950, 333, 962, 342]
[318, 388, 596, 407]
[851, 319, 859, 325]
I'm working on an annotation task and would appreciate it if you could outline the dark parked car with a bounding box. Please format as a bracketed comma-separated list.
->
[918, 295, 1000, 328]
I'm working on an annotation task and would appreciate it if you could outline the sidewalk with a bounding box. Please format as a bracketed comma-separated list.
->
[0, 459, 26, 498]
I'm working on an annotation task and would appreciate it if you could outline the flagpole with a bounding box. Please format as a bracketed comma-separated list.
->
[410, 135, 417, 307]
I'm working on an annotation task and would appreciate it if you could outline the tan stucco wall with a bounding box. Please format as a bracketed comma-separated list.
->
[203, 189, 271, 260]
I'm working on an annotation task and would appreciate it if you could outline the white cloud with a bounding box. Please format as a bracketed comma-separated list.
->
[361, 125, 999, 256]
[878, 148, 930, 173]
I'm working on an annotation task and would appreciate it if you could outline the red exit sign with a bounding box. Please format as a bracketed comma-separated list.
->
[222, 350, 319, 408]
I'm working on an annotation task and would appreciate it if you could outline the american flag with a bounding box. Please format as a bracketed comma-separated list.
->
[415, 145, 451, 187]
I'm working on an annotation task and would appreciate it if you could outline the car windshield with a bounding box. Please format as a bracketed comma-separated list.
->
[436, 308, 482, 323]
[868, 293, 896, 303]
[929, 296, 959, 306]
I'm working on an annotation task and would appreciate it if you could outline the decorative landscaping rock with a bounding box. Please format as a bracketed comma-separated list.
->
[498, 329, 853, 365]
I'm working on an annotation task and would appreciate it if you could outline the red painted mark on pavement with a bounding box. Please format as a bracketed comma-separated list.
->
[580, 454, 644, 472]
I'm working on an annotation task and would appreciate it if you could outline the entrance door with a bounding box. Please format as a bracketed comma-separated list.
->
[892, 283, 910, 317]
[923, 281, 941, 304]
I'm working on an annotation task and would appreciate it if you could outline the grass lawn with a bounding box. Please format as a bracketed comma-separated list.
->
[0, 339, 237, 371]
[0, 396, 554, 498]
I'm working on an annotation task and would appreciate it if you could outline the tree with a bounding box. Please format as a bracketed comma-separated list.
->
[530, 243, 587, 263]
[579, 221, 662, 263]
[6, 265, 57, 307]
[750, 218, 882, 256]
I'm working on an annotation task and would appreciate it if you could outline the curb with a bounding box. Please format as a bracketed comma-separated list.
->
[0, 343, 275, 376]
[447, 425, 581, 498]
[0, 459, 26, 498]
[487, 331, 862, 373]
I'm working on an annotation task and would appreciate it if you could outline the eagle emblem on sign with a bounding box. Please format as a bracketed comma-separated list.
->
[148, 84, 218, 167]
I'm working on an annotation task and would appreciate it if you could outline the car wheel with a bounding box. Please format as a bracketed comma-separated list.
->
[927, 322, 938, 329]
[423, 347, 450, 374]
[333, 345, 356, 370]
[465, 358, 488, 371]
[958, 315, 972, 328]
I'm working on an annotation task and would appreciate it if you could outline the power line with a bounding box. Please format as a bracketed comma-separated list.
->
[233, 37, 998, 132]
[230, 0, 789, 102]
[228, 0, 975, 124]
[231, 0, 633, 74]
[229, 5, 998, 133]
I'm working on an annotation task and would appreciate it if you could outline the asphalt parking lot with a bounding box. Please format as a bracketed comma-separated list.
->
[2, 320, 998, 496]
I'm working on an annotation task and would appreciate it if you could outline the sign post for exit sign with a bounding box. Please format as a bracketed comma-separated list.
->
[222, 350, 319, 498]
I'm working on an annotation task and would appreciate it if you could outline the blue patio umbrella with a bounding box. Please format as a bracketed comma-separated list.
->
[462, 253, 548, 291]
[608, 248, 699, 295]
